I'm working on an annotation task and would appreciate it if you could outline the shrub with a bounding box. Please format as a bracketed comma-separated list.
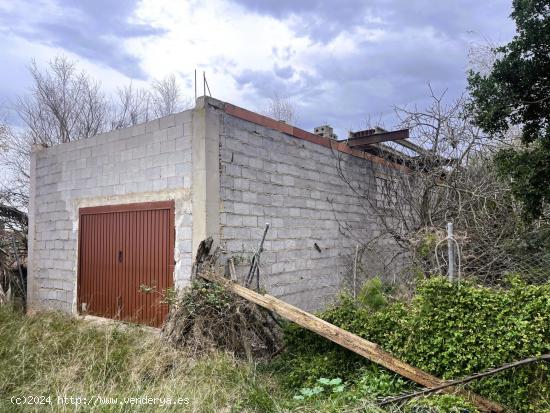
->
[405, 394, 477, 413]
[357, 277, 387, 311]
[273, 277, 550, 412]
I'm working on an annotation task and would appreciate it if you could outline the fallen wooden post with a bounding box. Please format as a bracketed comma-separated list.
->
[199, 270, 504, 412]
[380, 353, 550, 405]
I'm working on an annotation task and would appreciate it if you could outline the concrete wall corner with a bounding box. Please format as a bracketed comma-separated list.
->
[26, 144, 43, 312]
[191, 98, 222, 259]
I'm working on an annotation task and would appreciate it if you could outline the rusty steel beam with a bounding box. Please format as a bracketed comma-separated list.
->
[347, 129, 409, 147]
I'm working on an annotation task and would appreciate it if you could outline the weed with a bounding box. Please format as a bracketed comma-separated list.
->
[0, 307, 280, 412]
[272, 277, 550, 412]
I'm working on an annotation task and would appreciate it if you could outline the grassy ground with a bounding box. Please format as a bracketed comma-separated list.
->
[0, 306, 383, 413]
[4, 278, 546, 412]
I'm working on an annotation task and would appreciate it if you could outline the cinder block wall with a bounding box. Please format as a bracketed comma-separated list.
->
[218, 113, 380, 311]
[27, 111, 194, 313]
[28, 96, 399, 316]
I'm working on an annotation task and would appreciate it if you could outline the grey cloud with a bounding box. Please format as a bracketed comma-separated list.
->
[274, 64, 295, 79]
[231, 0, 371, 42]
[234, 66, 321, 98]
[229, 0, 514, 136]
[235, 69, 294, 95]
[0, 0, 164, 78]
[231, 0, 514, 43]
[231, 25, 468, 136]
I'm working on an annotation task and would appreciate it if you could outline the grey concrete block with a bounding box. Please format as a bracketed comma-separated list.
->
[145, 119, 160, 133]
[174, 110, 192, 125]
[218, 117, 401, 310]
[168, 124, 184, 139]
[159, 114, 175, 129]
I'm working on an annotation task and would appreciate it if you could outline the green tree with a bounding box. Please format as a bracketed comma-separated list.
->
[468, 0, 550, 220]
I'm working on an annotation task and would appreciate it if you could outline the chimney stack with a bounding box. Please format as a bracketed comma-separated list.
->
[313, 125, 338, 140]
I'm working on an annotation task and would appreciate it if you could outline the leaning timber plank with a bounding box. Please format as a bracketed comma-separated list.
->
[199, 270, 504, 412]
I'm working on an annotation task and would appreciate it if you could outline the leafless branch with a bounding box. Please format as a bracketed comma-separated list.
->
[264, 91, 296, 124]
[334, 85, 544, 287]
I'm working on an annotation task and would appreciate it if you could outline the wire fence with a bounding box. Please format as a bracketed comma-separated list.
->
[353, 222, 550, 296]
[432, 222, 550, 288]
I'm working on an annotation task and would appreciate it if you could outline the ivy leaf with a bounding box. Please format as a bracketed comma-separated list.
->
[300, 388, 314, 397]
[311, 386, 324, 395]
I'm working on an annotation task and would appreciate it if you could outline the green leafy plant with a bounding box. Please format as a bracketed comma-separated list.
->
[467, 0, 550, 220]
[318, 377, 345, 393]
[293, 377, 345, 400]
[161, 287, 178, 306]
[357, 277, 387, 311]
[405, 394, 477, 413]
[274, 277, 550, 412]
[139, 284, 179, 307]
[139, 282, 156, 293]
[356, 367, 407, 397]
[416, 231, 439, 259]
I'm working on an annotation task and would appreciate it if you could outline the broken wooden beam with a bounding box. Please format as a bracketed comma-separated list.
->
[199, 270, 504, 412]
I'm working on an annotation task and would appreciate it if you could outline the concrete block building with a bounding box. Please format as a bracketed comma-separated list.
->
[28, 96, 405, 326]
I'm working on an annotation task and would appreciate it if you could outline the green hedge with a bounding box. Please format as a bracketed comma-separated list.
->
[274, 277, 550, 412]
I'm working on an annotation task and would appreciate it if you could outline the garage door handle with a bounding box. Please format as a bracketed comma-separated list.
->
[118, 250, 123, 263]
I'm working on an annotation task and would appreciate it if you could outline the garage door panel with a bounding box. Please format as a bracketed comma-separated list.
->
[78, 201, 174, 327]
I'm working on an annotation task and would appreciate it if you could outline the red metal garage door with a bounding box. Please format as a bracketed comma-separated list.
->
[78, 201, 174, 327]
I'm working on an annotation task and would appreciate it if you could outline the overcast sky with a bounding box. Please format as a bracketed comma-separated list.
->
[0, 0, 516, 137]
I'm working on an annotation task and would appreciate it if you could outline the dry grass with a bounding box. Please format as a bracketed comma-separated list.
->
[0, 306, 385, 413]
[0, 306, 283, 412]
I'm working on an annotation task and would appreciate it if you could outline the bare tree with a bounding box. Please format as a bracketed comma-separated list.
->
[337, 87, 489, 243]
[3, 57, 193, 208]
[334, 85, 539, 287]
[110, 74, 190, 127]
[150, 74, 185, 118]
[16, 56, 108, 145]
[0, 110, 30, 208]
[0, 125, 31, 207]
[265, 92, 296, 124]
[0, 121, 8, 147]
[0, 57, 108, 207]
[467, 38, 501, 76]
[110, 82, 151, 129]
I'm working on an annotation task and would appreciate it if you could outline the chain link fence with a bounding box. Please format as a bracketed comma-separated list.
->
[350, 222, 550, 297]
[432, 223, 550, 287]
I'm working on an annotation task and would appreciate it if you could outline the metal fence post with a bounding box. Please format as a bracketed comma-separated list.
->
[353, 244, 359, 300]
[447, 222, 455, 281]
